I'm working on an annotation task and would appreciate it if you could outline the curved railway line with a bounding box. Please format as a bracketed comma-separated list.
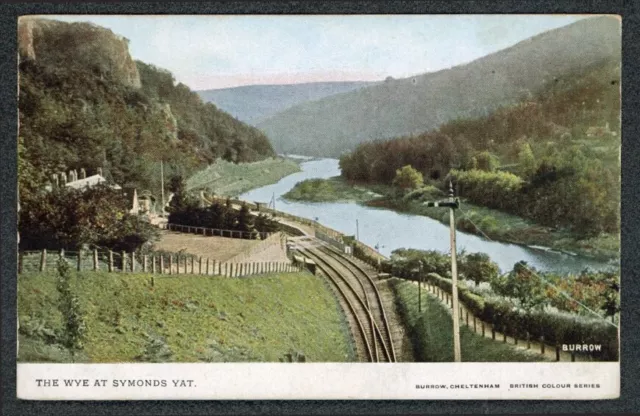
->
[295, 239, 397, 363]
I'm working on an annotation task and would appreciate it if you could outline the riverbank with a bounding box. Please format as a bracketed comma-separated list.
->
[282, 177, 619, 262]
[186, 157, 301, 197]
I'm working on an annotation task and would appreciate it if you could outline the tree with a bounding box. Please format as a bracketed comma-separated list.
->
[19, 184, 159, 251]
[517, 142, 536, 178]
[392, 165, 424, 190]
[475, 151, 500, 172]
[236, 203, 254, 234]
[460, 252, 499, 286]
[490, 261, 547, 312]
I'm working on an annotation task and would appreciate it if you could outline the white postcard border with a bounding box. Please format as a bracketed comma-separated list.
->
[17, 362, 619, 400]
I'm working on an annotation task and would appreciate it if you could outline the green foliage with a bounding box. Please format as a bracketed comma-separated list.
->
[341, 60, 620, 237]
[392, 165, 424, 190]
[517, 142, 537, 177]
[56, 258, 86, 359]
[389, 248, 450, 278]
[490, 262, 547, 312]
[19, 184, 159, 251]
[259, 17, 620, 157]
[475, 151, 500, 172]
[168, 199, 278, 238]
[18, 271, 353, 362]
[390, 278, 544, 362]
[460, 252, 499, 286]
[18, 21, 275, 203]
[419, 272, 618, 360]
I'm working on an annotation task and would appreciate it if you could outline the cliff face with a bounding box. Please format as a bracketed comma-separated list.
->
[18, 17, 141, 89]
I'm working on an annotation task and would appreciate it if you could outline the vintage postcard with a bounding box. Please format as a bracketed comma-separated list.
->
[15, 14, 620, 400]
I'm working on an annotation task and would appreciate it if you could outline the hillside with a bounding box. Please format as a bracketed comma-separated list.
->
[339, 57, 620, 237]
[257, 16, 620, 157]
[18, 17, 275, 198]
[198, 81, 377, 125]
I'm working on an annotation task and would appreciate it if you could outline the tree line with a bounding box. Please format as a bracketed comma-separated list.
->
[339, 60, 620, 236]
[166, 176, 279, 237]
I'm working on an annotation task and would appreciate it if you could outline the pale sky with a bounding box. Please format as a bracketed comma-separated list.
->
[41, 14, 588, 90]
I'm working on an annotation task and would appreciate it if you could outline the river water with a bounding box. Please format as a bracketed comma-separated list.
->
[240, 158, 616, 274]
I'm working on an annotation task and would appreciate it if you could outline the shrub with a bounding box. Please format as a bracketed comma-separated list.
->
[418, 272, 618, 360]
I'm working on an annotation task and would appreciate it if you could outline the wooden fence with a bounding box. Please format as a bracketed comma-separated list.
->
[163, 223, 274, 240]
[18, 249, 303, 278]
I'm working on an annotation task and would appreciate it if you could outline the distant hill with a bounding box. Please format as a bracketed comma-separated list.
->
[257, 16, 621, 157]
[197, 81, 377, 124]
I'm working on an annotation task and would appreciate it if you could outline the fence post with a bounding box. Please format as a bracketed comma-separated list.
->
[465, 310, 469, 326]
[491, 325, 496, 340]
[191, 256, 195, 274]
[108, 250, 113, 272]
[540, 336, 545, 354]
[93, 249, 99, 271]
[481, 322, 485, 337]
[230, 263, 234, 277]
[131, 252, 135, 272]
[39, 249, 47, 272]
[121, 251, 127, 273]
[503, 329, 507, 343]
[169, 255, 173, 275]
[556, 345, 561, 362]
[152, 256, 156, 274]
[77, 250, 82, 271]
[143, 255, 148, 273]
[160, 255, 164, 275]
[473, 316, 477, 333]
[206, 258, 210, 275]
[199, 257, 203, 275]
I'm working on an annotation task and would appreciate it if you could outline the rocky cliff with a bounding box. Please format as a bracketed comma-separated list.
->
[18, 17, 141, 89]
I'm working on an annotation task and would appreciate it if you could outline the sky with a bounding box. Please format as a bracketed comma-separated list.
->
[42, 14, 588, 90]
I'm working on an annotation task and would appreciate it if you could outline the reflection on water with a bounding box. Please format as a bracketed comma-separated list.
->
[241, 158, 616, 274]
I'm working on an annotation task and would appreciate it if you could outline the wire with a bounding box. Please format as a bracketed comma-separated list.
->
[456, 206, 619, 329]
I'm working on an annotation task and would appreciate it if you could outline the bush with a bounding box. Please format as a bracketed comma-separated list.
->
[419, 272, 618, 360]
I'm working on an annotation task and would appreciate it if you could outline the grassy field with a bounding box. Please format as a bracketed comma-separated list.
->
[389, 278, 547, 362]
[186, 157, 300, 197]
[283, 176, 381, 202]
[282, 176, 619, 260]
[18, 269, 355, 363]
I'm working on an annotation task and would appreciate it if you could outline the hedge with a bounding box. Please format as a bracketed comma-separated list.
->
[408, 273, 618, 361]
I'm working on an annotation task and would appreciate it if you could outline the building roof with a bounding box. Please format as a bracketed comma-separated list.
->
[65, 174, 122, 190]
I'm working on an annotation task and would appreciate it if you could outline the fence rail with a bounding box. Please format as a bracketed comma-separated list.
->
[18, 249, 302, 278]
[163, 223, 274, 240]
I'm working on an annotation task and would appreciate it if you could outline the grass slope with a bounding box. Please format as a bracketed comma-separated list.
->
[187, 157, 300, 197]
[18, 270, 354, 363]
[390, 278, 547, 362]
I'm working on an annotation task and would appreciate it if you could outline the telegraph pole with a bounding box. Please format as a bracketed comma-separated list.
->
[160, 160, 165, 216]
[424, 180, 461, 362]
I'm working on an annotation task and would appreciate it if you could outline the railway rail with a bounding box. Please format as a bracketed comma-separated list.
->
[294, 238, 396, 363]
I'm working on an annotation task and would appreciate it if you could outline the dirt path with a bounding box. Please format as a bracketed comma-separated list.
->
[154, 230, 260, 262]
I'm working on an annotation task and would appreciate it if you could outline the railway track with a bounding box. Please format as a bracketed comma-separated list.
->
[295, 240, 396, 363]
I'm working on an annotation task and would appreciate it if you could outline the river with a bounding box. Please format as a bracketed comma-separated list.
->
[240, 158, 616, 274]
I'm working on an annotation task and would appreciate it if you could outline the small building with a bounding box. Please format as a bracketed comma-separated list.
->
[65, 174, 122, 190]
